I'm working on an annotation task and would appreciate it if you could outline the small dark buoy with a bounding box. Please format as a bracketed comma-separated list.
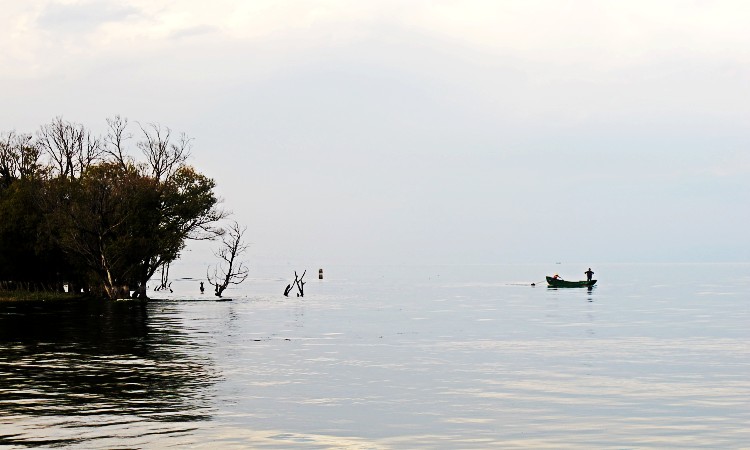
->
[319, 268, 323, 280]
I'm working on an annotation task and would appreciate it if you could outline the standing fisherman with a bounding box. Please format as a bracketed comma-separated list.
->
[584, 268, 594, 281]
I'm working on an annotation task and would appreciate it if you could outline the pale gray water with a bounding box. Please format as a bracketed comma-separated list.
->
[1, 263, 749, 448]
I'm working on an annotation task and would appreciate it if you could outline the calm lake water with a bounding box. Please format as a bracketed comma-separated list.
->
[1, 263, 749, 448]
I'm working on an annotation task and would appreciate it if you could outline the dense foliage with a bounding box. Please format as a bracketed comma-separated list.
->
[0, 117, 224, 299]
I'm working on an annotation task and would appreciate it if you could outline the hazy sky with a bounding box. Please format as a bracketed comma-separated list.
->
[2, 1, 749, 265]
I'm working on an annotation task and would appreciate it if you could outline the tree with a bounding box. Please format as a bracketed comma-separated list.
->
[37, 117, 102, 179]
[103, 115, 134, 170]
[0, 177, 70, 288]
[1, 116, 226, 300]
[137, 122, 191, 181]
[44, 161, 226, 299]
[0, 132, 67, 289]
[207, 221, 249, 297]
[0, 131, 43, 186]
[130, 165, 225, 297]
[43, 163, 155, 298]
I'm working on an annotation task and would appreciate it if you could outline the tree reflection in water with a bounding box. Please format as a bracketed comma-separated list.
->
[0, 299, 218, 446]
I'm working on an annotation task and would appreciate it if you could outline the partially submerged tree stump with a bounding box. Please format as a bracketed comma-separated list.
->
[283, 270, 306, 297]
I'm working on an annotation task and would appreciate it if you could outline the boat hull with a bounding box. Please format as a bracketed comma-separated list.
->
[546, 276, 597, 288]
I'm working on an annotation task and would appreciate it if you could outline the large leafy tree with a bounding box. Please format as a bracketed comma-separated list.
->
[0, 117, 225, 299]
[131, 166, 224, 297]
[0, 178, 69, 286]
[0, 131, 70, 288]
[50, 161, 223, 300]
[45, 164, 156, 298]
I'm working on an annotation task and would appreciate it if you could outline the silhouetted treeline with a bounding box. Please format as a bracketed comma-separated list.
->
[0, 117, 225, 299]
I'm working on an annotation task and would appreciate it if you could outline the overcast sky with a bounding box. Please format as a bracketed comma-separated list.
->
[2, 1, 749, 265]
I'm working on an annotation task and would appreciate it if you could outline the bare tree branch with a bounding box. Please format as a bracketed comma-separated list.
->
[136, 122, 191, 181]
[207, 221, 250, 297]
[37, 117, 102, 179]
[104, 115, 133, 169]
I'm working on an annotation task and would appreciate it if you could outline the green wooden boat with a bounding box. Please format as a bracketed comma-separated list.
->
[546, 276, 597, 288]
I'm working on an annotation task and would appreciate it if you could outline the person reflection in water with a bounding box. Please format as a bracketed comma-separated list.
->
[585, 268, 594, 281]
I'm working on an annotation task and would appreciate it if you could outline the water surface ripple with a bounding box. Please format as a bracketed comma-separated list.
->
[1, 263, 748, 448]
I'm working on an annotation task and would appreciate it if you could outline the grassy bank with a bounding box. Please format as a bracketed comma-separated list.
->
[0, 290, 91, 302]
